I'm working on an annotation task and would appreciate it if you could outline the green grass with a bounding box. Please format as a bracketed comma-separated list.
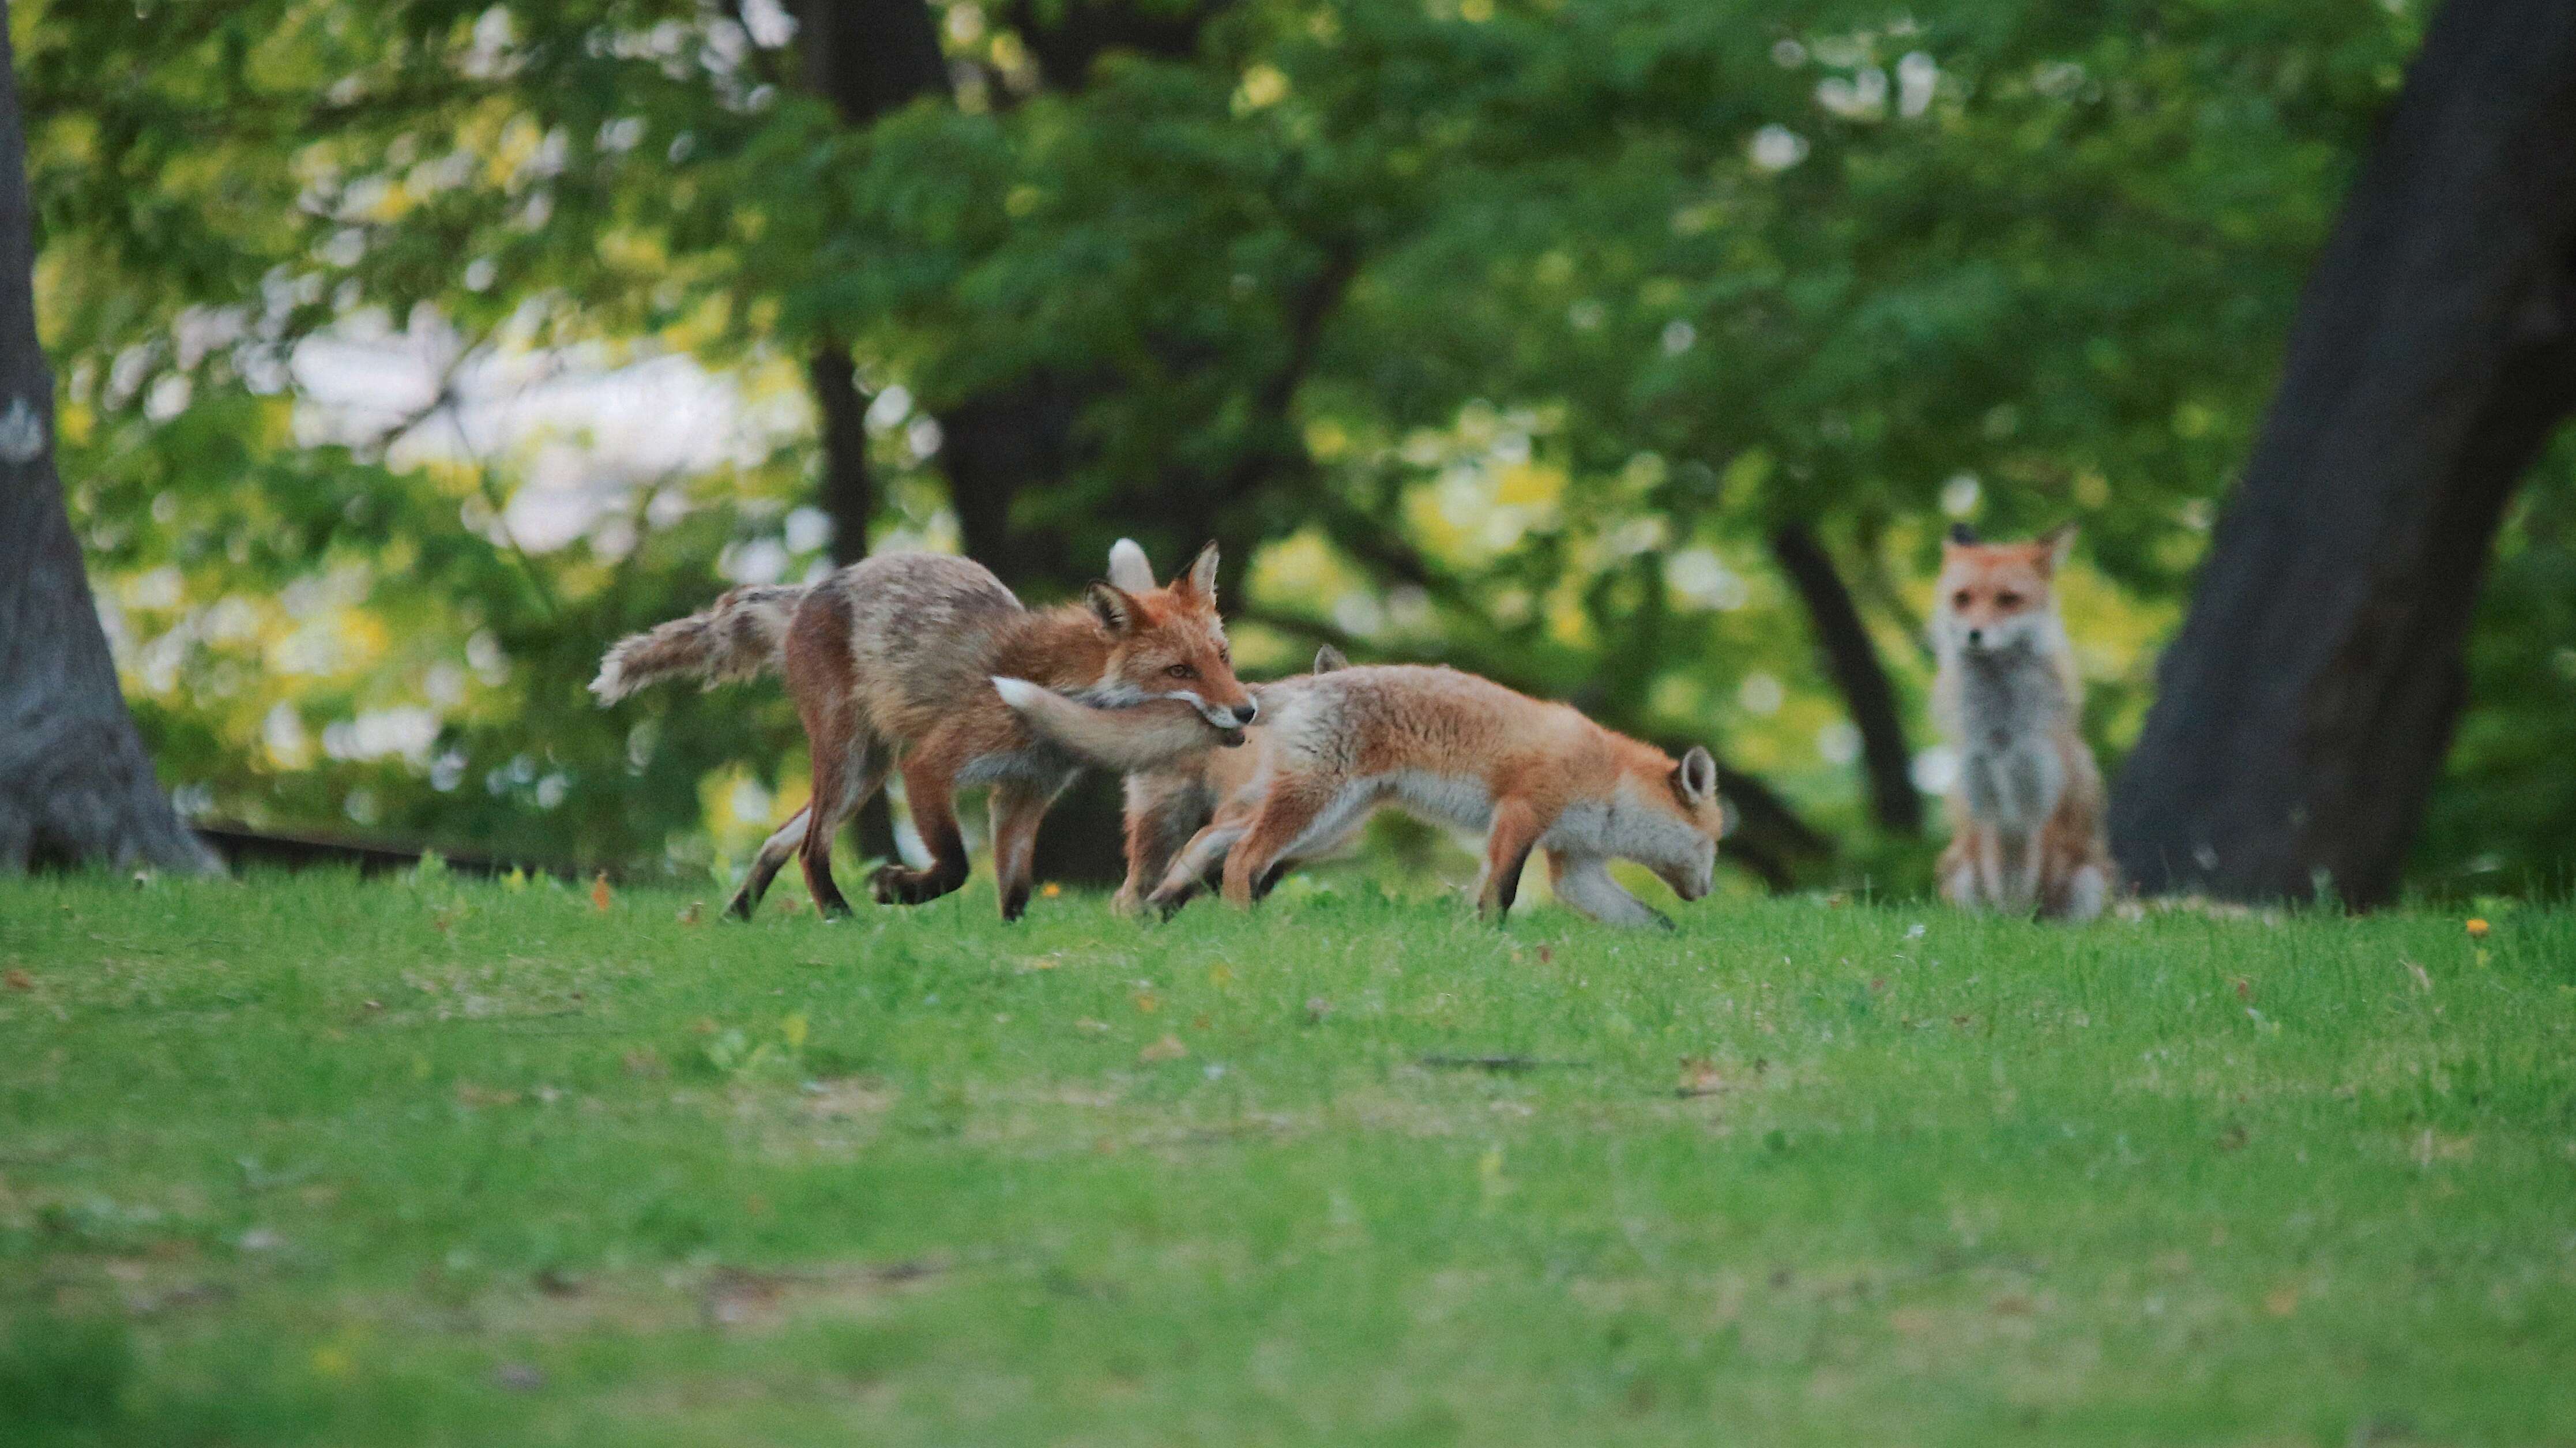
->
[3, 871, 2573, 1446]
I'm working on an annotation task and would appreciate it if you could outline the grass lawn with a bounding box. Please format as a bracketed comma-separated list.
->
[2, 870, 2572, 1446]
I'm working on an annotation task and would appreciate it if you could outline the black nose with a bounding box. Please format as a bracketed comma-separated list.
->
[1234, 701, 1258, 727]
[1966, 628, 1984, 647]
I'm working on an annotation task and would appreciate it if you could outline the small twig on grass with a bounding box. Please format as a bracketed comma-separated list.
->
[1418, 1054, 1590, 1073]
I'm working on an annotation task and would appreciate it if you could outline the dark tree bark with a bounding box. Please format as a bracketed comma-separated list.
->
[0, 8, 215, 875]
[1770, 524, 1921, 836]
[790, 0, 954, 869]
[2110, 0, 2576, 907]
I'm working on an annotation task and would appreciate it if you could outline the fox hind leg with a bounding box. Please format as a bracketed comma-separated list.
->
[1222, 778, 1345, 907]
[731, 807, 809, 920]
[797, 732, 889, 919]
[872, 742, 972, 907]
[1146, 819, 1246, 917]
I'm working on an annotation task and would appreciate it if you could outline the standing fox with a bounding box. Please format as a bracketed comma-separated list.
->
[1931, 522, 2114, 921]
[996, 663, 1727, 927]
[591, 544, 1255, 922]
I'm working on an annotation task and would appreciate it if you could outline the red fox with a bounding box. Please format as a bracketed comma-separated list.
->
[1062, 537, 1354, 914]
[592, 544, 1255, 922]
[996, 663, 1726, 927]
[1931, 522, 2114, 921]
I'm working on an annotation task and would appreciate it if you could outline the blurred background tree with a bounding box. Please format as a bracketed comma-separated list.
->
[24, 0, 2564, 900]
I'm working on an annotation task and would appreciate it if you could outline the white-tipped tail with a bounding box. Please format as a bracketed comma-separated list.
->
[1106, 537, 1155, 591]
[994, 676, 1231, 772]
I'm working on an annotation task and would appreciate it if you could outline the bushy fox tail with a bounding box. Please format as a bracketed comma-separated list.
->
[992, 679, 1237, 772]
[591, 584, 808, 704]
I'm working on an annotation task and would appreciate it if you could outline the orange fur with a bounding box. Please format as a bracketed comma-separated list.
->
[1001, 663, 1728, 927]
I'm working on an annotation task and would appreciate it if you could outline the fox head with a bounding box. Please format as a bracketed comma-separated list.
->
[1081, 540, 1257, 734]
[1935, 522, 2075, 661]
[1626, 744, 1725, 901]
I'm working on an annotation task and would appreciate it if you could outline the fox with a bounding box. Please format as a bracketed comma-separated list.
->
[1095, 640, 1347, 915]
[994, 663, 1727, 928]
[591, 542, 1256, 923]
[1088, 541, 1348, 913]
[1931, 522, 2114, 922]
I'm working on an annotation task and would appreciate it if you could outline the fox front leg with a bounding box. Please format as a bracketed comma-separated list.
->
[1545, 851, 1672, 930]
[1476, 799, 1547, 923]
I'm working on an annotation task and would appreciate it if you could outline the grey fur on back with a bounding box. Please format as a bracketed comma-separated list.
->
[822, 552, 1025, 735]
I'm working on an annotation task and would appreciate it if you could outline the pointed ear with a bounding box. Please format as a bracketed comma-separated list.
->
[1106, 538, 1155, 592]
[2035, 522, 2077, 574]
[1174, 541, 1221, 605]
[1945, 522, 1980, 549]
[1085, 581, 1138, 636]
[1311, 644, 1348, 673]
[1673, 746, 1718, 806]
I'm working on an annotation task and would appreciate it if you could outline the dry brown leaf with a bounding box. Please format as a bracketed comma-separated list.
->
[1675, 1056, 1725, 1098]
[676, 901, 704, 926]
[3, 968, 32, 991]
[591, 874, 614, 912]
[1138, 1033, 1188, 1063]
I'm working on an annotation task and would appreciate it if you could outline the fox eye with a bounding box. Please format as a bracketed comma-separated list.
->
[1166, 663, 1197, 679]
[1952, 590, 1973, 609]
[1994, 591, 2022, 609]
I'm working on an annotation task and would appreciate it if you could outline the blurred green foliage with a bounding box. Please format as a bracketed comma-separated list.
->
[18, 0, 2569, 893]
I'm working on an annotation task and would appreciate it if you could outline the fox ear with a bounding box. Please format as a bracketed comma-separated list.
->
[1946, 522, 1980, 548]
[1085, 581, 1138, 636]
[1174, 541, 1221, 605]
[1311, 644, 1349, 674]
[1106, 538, 1155, 592]
[2035, 522, 2077, 574]
[1673, 746, 1718, 806]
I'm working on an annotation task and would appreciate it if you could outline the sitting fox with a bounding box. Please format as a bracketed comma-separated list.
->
[998, 663, 1726, 927]
[592, 544, 1255, 922]
[1931, 523, 2114, 922]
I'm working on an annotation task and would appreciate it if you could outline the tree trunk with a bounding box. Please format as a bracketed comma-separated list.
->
[1770, 524, 1921, 836]
[0, 7, 216, 875]
[2109, 0, 2576, 907]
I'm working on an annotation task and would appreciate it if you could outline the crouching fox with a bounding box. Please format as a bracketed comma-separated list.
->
[1932, 522, 2114, 921]
[996, 663, 1727, 927]
[592, 544, 1254, 922]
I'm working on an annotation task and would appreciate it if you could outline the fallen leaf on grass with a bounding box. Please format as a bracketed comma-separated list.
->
[591, 875, 614, 912]
[1133, 989, 1162, 1014]
[492, 1362, 546, 1391]
[456, 1083, 522, 1109]
[3, 968, 31, 991]
[2234, 977, 2253, 1003]
[676, 901, 704, 926]
[1675, 1057, 1726, 1099]
[2263, 1285, 2300, 1318]
[1139, 1033, 1189, 1063]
